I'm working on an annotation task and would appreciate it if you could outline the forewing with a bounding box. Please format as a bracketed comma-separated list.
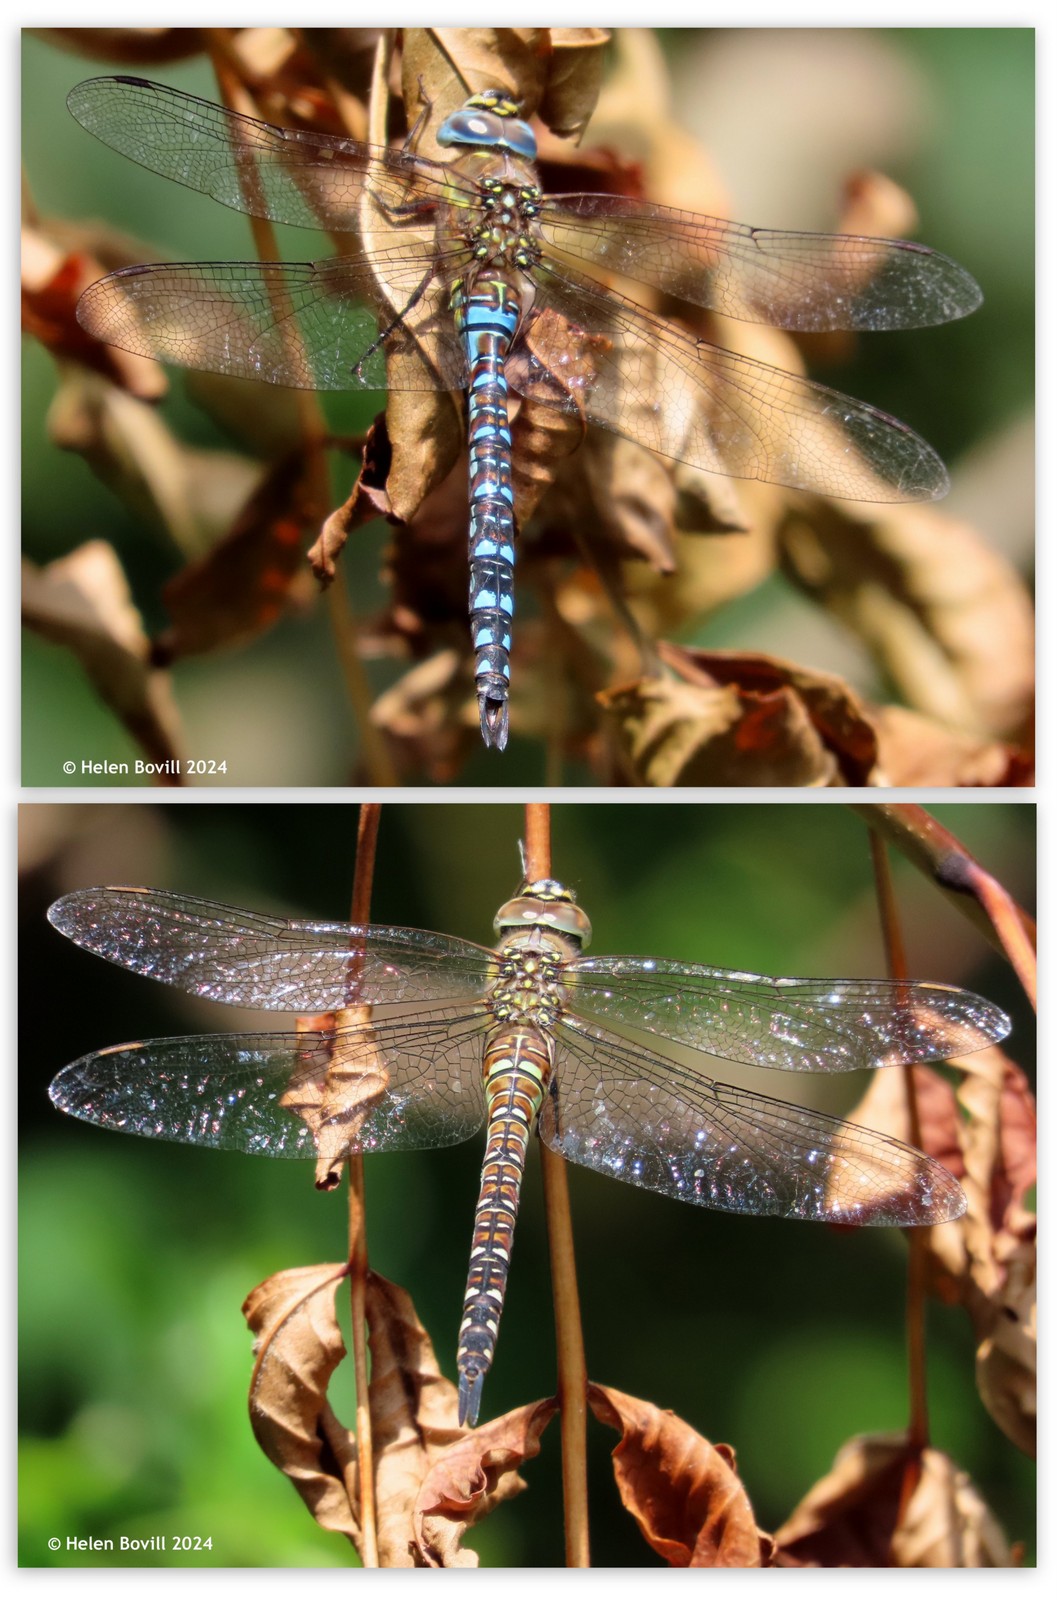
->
[539, 195, 982, 331]
[66, 75, 468, 232]
[48, 888, 497, 1010]
[509, 261, 951, 501]
[541, 1019, 966, 1225]
[75, 253, 468, 391]
[49, 1007, 489, 1156]
[563, 956, 1011, 1073]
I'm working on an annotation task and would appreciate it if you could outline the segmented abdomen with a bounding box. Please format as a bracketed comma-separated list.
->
[456, 1028, 551, 1426]
[453, 276, 519, 751]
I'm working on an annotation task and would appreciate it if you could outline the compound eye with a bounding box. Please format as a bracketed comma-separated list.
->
[437, 107, 506, 150]
[494, 893, 592, 948]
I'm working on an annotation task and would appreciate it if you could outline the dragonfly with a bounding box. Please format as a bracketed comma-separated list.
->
[66, 76, 982, 750]
[48, 878, 1009, 1427]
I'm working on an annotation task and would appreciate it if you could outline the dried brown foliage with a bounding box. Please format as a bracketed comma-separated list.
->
[774, 1433, 1015, 1567]
[22, 25, 1033, 782]
[849, 1048, 1036, 1461]
[22, 542, 185, 778]
[588, 1384, 771, 1566]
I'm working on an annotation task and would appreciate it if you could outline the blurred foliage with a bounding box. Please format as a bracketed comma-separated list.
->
[21, 27, 1033, 785]
[19, 802, 1035, 1566]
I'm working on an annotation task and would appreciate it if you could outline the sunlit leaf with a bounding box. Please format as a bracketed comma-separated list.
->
[588, 1383, 769, 1567]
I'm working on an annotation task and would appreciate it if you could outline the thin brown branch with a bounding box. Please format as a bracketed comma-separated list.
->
[344, 804, 383, 1567]
[868, 832, 929, 1497]
[207, 33, 398, 786]
[523, 804, 590, 1568]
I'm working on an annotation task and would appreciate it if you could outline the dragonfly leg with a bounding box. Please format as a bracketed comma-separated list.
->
[352, 266, 436, 381]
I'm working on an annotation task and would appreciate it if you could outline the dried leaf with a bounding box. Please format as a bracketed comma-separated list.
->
[22, 543, 184, 778]
[873, 705, 1030, 787]
[588, 1383, 768, 1567]
[281, 1010, 391, 1191]
[35, 26, 204, 63]
[363, 1273, 466, 1567]
[952, 1049, 1036, 1456]
[856, 1044, 1036, 1458]
[778, 500, 1034, 742]
[847, 1063, 966, 1184]
[369, 651, 481, 782]
[308, 418, 391, 584]
[401, 29, 550, 145]
[156, 452, 320, 659]
[663, 644, 880, 776]
[599, 674, 842, 787]
[243, 1262, 360, 1542]
[413, 1398, 558, 1567]
[22, 226, 162, 397]
[539, 30, 610, 139]
[44, 365, 259, 560]
[600, 645, 885, 786]
[775, 1433, 1014, 1567]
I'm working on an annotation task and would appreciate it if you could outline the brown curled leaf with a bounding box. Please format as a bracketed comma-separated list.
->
[777, 499, 1034, 744]
[774, 1433, 1015, 1567]
[276, 1011, 391, 1191]
[413, 1397, 559, 1567]
[308, 417, 392, 584]
[588, 1383, 769, 1567]
[22, 542, 185, 780]
[35, 25, 205, 63]
[601, 645, 884, 786]
[539, 29, 610, 140]
[402, 29, 550, 148]
[362, 1272, 466, 1567]
[857, 1043, 1036, 1458]
[847, 1063, 966, 1185]
[22, 226, 165, 398]
[599, 674, 842, 787]
[369, 650, 481, 783]
[155, 452, 322, 660]
[872, 705, 1030, 787]
[243, 1262, 360, 1543]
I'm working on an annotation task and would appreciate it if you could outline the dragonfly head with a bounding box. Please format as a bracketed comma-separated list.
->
[494, 878, 592, 948]
[437, 90, 537, 161]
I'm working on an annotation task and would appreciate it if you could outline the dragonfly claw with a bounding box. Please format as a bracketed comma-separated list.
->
[458, 1368, 485, 1428]
[479, 692, 509, 751]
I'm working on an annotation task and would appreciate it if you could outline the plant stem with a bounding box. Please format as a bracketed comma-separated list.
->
[346, 804, 383, 1567]
[524, 804, 590, 1568]
[867, 826, 927, 1532]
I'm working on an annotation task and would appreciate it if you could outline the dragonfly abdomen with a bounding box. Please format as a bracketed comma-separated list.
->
[454, 277, 520, 751]
[457, 1027, 551, 1426]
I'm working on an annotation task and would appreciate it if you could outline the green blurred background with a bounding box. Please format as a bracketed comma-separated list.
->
[19, 802, 1035, 1566]
[22, 28, 1034, 786]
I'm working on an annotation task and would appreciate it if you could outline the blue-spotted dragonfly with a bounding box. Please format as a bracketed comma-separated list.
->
[48, 879, 1008, 1426]
[67, 77, 981, 750]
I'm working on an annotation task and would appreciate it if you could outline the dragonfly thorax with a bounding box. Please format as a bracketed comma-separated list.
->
[465, 177, 542, 273]
[488, 944, 567, 1029]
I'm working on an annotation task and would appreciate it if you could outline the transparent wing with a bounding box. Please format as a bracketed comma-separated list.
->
[74, 253, 469, 391]
[539, 193, 982, 332]
[66, 75, 471, 231]
[563, 956, 1010, 1073]
[49, 1007, 490, 1156]
[48, 888, 498, 1010]
[542, 1018, 966, 1225]
[511, 262, 951, 501]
